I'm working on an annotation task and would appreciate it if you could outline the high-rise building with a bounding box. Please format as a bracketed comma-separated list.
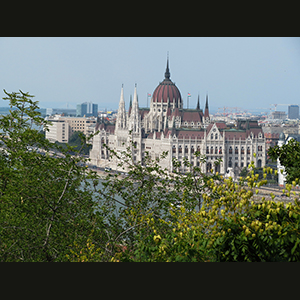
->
[45, 115, 97, 143]
[288, 105, 299, 119]
[77, 102, 98, 117]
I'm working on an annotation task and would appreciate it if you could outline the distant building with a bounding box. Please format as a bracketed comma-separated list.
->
[45, 117, 69, 143]
[46, 108, 76, 116]
[271, 111, 286, 120]
[288, 105, 299, 119]
[45, 115, 97, 143]
[76, 102, 98, 117]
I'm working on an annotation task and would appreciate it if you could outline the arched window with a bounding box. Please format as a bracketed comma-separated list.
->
[211, 133, 214, 139]
[215, 133, 218, 139]
[257, 159, 262, 168]
[235, 146, 238, 154]
[229, 146, 232, 154]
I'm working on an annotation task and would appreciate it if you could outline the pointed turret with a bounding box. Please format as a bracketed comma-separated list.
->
[196, 94, 200, 110]
[116, 84, 127, 131]
[128, 94, 132, 117]
[128, 84, 141, 134]
[204, 93, 209, 119]
[164, 54, 170, 80]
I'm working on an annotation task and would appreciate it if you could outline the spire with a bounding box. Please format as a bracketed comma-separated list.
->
[128, 94, 132, 116]
[204, 93, 209, 118]
[196, 94, 200, 110]
[116, 84, 126, 131]
[128, 84, 140, 134]
[164, 52, 170, 80]
[133, 84, 137, 103]
[120, 84, 124, 103]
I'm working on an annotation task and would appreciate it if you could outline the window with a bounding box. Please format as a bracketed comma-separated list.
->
[215, 147, 218, 154]
[241, 147, 244, 154]
[210, 147, 214, 154]
[206, 146, 209, 154]
[191, 146, 194, 154]
[178, 146, 182, 153]
[219, 147, 222, 154]
[215, 133, 218, 139]
[185, 146, 188, 154]
[229, 146, 232, 154]
[211, 134, 214, 139]
[235, 147, 238, 154]
[247, 147, 250, 154]
[172, 146, 176, 153]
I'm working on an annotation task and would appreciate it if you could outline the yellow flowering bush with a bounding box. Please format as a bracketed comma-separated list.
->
[107, 154, 300, 262]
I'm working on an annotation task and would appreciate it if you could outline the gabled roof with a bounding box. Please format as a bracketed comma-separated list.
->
[95, 122, 115, 134]
[224, 130, 247, 140]
[246, 128, 263, 138]
[182, 111, 202, 123]
[176, 129, 205, 139]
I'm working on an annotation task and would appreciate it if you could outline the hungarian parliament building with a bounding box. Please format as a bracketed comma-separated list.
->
[90, 59, 266, 175]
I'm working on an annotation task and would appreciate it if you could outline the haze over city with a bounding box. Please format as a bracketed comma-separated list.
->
[0, 37, 299, 113]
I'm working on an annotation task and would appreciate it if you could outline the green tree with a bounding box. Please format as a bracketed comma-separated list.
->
[55, 131, 92, 155]
[95, 142, 300, 262]
[0, 90, 105, 262]
[268, 139, 300, 184]
[2, 89, 300, 262]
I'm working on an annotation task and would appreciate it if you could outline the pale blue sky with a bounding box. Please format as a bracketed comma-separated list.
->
[0, 37, 299, 113]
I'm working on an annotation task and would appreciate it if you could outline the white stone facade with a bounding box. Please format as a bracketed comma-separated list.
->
[90, 60, 266, 175]
[46, 115, 97, 143]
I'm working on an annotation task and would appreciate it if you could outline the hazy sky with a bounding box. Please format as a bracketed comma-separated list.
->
[0, 37, 299, 113]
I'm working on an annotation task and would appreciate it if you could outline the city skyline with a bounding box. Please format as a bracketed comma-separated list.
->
[0, 37, 299, 112]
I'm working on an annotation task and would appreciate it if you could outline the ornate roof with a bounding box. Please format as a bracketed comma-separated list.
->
[151, 58, 182, 106]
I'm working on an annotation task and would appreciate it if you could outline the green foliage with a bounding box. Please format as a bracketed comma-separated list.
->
[1, 89, 300, 262]
[0, 90, 105, 262]
[56, 131, 92, 155]
[99, 146, 300, 262]
[268, 139, 300, 184]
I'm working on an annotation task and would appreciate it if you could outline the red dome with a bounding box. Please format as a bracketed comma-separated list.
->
[152, 58, 182, 106]
[152, 79, 182, 104]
